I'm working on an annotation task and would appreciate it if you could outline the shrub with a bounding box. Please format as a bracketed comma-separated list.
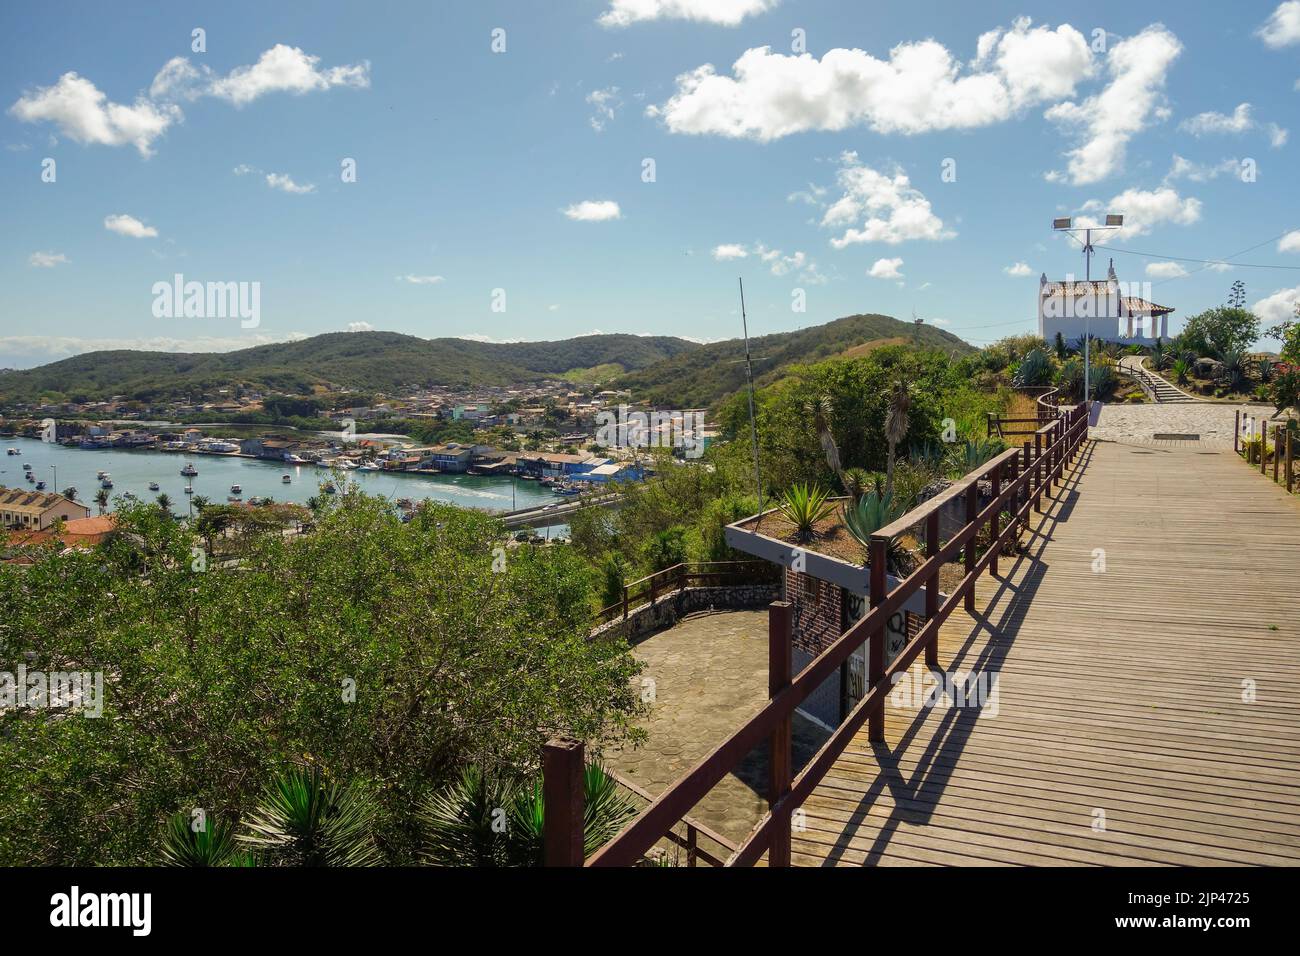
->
[842, 492, 912, 572]
[777, 483, 838, 540]
[1011, 348, 1052, 388]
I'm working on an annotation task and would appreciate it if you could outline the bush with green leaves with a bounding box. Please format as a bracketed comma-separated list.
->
[945, 438, 1006, 477]
[1011, 348, 1052, 388]
[0, 491, 646, 865]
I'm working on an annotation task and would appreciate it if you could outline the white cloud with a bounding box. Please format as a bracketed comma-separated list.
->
[712, 243, 749, 260]
[1258, 2, 1300, 48]
[28, 251, 69, 268]
[1079, 186, 1201, 238]
[1164, 154, 1241, 183]
[1003, 262, 1033, 277]
[648, 18, 1094, 141]
[265, 172, 315, 194]
[397, 275, 445, 285]
[821, 153, 953, 247]
[1279, 231, 1300, 253]
[1179, 102, 1288, 148]
[587, 86, 622, 131]
[1044, 25, 1182, 185]
[1252, 285, 1300, 325]
[598, 0, 778, 28]
[8, 72, 179, 157]
[1145, 261, 1187, 278]
[563, 200, 622, 221]
[347, 321, 374, 332]
[103, 213, 158, 238]
[868, 257, 904, 279]
[205, 45, 370, 106]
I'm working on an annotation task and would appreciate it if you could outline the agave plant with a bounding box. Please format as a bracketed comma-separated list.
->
[1011, 348, 1052, 388]
[1171, 358, 1191, 385]
[907, 440, 946, 471]
[238, 767, 383, 867]
[778, 482, 837, 540]
[1056, 357, 1084, 398]
[842, 492, 911, 573]
[1149, 339, 1170, 371]
[945, 438, 1006, 476]
[160, 811, 250, 867]
[420, 762, 636, 866]
[1216, 350, 1248, 391]
[1089, 359, 1117, 399]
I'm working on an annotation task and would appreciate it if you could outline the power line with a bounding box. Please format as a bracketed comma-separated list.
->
[1095, 237, 1300, 271]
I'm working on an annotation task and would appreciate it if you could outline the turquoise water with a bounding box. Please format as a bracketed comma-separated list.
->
[0, 436, 560, 524]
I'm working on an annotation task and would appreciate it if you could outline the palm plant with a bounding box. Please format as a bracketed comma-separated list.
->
[155, 493, 173, 515]
[160, 812, 250, 867]
[419, 762, 636, 867]
[884, 379, 911, 497]
[842, 491, 911, 573]
[1171, 358, 1191, 385]
[1216, 349, 1248, 392]
[777, 483, 838, 541]
[1149, 339, 1170, 371]
[238, 767, 383, 867]
[61, 487, 78, 502]
[1053, 331, 1068, 360]
[807, 396, 844, 488]
[93, 488, 109, 515]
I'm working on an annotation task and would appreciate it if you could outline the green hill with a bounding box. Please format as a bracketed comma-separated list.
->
[613, 313, 974, 408]
[0, 332, 699, 403]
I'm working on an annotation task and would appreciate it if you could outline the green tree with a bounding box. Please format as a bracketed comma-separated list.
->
[1180, 306, 1260, 357]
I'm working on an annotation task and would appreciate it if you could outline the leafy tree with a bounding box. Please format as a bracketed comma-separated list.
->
[642, 526, 687, 571]
[1180, 306, 1259, 357]
[0, 493, 645, 865]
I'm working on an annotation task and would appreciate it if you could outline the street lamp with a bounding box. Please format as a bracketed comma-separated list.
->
[1053, 215, 1124, 410]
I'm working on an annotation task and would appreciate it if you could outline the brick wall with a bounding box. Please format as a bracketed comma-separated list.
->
[785, 568, 842, 657]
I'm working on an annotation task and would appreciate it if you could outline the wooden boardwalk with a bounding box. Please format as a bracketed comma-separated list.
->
[793, 438, 1300, 866]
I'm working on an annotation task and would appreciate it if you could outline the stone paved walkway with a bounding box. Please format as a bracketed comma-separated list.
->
[605, 609, 830, 849]
[1091, 401, 1253, 447]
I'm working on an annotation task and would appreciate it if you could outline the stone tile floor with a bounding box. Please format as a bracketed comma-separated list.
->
[604, 608, 830, 852]
[1091, 401, 1253, 447]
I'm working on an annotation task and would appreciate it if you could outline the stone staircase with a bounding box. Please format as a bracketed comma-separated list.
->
[1121, 356, 1200, 404]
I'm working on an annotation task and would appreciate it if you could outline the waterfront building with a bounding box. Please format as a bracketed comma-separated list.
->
[0, 487, 92, 531]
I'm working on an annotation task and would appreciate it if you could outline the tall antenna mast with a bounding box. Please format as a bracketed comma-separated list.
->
[739, 278, 763, 512]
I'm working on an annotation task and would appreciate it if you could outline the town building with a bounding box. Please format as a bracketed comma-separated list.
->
[1038, 260, 1175, 345]
[0, 487, 92, 531]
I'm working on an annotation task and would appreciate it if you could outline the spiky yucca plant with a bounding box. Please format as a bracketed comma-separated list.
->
[238, 767, 382, 867]
[945, 438, 1006, 476]
[777, 483, 837, 540]
[160, 812, 249, 867]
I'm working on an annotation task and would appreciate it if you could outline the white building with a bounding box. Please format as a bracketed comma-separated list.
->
[1038, 260, 1174, 346]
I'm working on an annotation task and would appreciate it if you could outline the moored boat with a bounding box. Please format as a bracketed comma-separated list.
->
[282, 474, 292, 484]
[148, 482, 160, 491]
[181, 463, 198, 477]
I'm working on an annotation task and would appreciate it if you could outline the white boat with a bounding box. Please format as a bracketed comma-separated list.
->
[284, 454, 308, 464]
[183, 485, 194, 495]
[100, 477, 113, 489]
[282, 474, 292, 484]
[22, 463, 32, 471]
[230, 484, 242, 494]
[315, 458, 335, 468]
[97, 470, 109, 480]
[181, 464, 198, 477]
[5, 448, 17, 456]
[359, 461, 382, 471]
[148, 482, 160, 491]
[336, 459, 358, 470]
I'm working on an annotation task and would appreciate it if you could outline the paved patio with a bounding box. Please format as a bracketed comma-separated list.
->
[605, 608, 830, 848]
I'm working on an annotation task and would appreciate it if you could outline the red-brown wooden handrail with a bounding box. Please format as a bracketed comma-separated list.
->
[582, 401, 1090, 867]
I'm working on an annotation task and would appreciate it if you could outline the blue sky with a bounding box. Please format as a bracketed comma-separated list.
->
[2, 0, 1299, 369]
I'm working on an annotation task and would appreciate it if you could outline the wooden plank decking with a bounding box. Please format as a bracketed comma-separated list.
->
[792, 438, 1300, 866]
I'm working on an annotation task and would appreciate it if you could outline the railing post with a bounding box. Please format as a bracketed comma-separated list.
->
[989, 461, 1002, 577]
[925, 510, 939, 669]
[1287, 428, 1295, 494]
[686, 824, 698, 868]
[1021, 441, 1032, 530]
[1234, 409, 1240, 455]
[1275, 426, 1283, 484]
[963, 483, 978, 613]
[543, 737, 585, 867]
[868, 539, 887, 741]
[1033, 433, 1043, 514]
[622, 584, 628, 621]
[767, 600, 793, 867]
[649, 573, 657, 606]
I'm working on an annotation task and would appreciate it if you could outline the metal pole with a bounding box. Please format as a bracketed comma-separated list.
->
[739, 278, 763, 512]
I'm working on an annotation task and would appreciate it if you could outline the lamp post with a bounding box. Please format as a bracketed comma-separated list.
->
[1053, 215, 1124, 411]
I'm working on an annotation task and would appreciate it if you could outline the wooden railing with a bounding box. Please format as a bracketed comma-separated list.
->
[550, 401, 1091, 866]
[987, 386, 1067, 439]
[1235, 409, 1296, 494]
[594, 560, 779, 626]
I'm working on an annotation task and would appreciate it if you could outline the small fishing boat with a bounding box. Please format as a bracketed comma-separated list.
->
[96, 470, 109, 480]
[359, 461, 382, 471]
[227, 496, 243, 503]
[230, 484, 242, 494]
[322, 482, 337, 495]
[181, 463, 198, 477]
[35, 481, 46, 491]
[100, 477, 113, 489]
[5, 448, 18, 456]
[148, 482, 160, 491]
[282, 474, 292, 484]
[183, 485, 194, 495]
[22, 463, 33, 472]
